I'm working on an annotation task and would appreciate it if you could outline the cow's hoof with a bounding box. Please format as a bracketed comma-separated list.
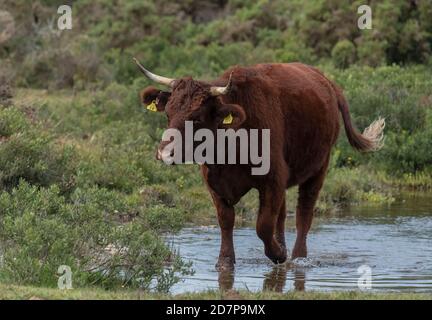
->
[270, 255, 287, 265]
[265, 247, 287, 265]
[216, 257, 235, 271]
[291, 244, 307, 259]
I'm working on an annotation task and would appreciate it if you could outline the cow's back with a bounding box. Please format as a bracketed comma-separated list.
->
[220, 63, 341, 186]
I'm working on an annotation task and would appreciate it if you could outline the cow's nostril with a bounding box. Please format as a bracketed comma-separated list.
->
[156, 148, 176, 163]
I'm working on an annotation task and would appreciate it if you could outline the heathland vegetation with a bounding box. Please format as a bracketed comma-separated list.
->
[0, 0, 431, 295]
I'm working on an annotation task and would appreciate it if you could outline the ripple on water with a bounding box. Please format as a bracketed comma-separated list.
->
[290, 257, 320, 268]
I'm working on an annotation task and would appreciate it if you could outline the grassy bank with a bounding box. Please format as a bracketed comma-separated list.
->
[1, 283, 431, 300]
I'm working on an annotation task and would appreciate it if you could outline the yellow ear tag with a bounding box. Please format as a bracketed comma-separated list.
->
[146, 100, 157, 112]
[223, 113, 233, 124]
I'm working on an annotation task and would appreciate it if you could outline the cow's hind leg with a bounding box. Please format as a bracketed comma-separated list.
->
[292, 163, 328, 259]
[257, 187, 287, 264]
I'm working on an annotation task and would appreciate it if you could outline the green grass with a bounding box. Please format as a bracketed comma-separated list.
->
[0, 283, 430, 300]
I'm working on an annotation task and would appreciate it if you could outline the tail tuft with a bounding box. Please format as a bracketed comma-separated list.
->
[361, 117, 385, 152]
[334, 83, 385, 153]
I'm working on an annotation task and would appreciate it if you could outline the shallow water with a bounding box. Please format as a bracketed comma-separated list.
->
[169, 193, 432, 294]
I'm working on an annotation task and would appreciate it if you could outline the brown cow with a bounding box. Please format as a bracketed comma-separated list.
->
[135, 59, 384, 270]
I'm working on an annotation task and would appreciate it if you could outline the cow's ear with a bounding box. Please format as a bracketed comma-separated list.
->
[140, 86, 170, 112]
[216, 103, 246, 128]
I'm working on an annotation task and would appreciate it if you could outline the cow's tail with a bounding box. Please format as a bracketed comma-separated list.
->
[335, 87, 385, 152]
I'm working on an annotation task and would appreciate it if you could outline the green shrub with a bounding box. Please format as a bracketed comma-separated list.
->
[327, 64, 432, 175]
[3, 0, 432, 88]
[0, 65, 14, 107]
[331, 40, 357, 69]
[0, 181, 191, 291]
[0, 97, 193, 291]
[322, 166, 392, 205]
[0, 107, 77, 191]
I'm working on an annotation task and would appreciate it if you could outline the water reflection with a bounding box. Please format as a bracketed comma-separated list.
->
[217, 268, 234, 291]
[218, 263, 307, 292]
[263, 265, 289, 292]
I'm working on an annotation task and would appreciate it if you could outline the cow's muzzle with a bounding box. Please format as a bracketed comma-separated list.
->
[156, 141, 175, 163]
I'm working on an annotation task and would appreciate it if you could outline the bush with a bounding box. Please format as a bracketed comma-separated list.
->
[0, 181, 191, 291]
[0, 100, 192, 291]
[3, 0, 432, 88]
[322, 166, 392, 205]
[0, 107, 77, 191]
[327, 64, 432, 175]
[0, 64, 14, 107]
[331, 40, 357, 69]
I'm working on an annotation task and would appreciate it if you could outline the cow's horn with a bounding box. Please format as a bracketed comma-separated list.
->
[133, 57, 175, 87]
[210, 72, 233, 96]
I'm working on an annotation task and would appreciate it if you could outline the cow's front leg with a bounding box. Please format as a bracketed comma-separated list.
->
[211, 195, 236, 271]
[256, 186, 287, 264]
[275, 198, 287, 250]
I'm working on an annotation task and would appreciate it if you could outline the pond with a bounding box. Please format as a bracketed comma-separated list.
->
[169, 193, 432, 294]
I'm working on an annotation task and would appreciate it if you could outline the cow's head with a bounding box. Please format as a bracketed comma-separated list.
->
[134, 58, 246, 162]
